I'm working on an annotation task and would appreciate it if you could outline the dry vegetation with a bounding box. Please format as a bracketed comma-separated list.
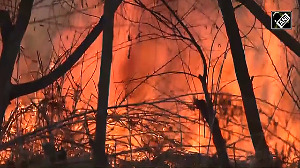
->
[0, 0, 299, 167]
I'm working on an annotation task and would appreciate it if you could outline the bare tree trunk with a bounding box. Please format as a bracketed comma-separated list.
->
[0, 0, 34, 134]
[158, 1, 230, 166]
[94, 0, 119, 167]
[194, 99, 230, 168]
[217, 0, 272, 166]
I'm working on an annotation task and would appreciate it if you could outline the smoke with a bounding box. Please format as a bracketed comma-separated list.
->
[2, 0, 299, 163]
[109, 0, 300, 161]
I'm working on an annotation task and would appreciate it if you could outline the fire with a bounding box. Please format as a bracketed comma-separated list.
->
[0, 0, 299, 167]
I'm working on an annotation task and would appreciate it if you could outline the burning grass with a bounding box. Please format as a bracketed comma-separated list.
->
[0, 83, 299, 167]
[0, 0, 299, 167]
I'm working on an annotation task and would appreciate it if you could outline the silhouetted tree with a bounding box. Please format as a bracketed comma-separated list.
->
[94, 0, 122, 167]
[0, 0, 122, 166]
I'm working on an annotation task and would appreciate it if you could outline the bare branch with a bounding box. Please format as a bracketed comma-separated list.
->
[0, 10, 13, 45]
[10, 0, 123, 101]
[0, 0, 34, 133]
[238, 0, 300, 57]
[217, 0, 273, 166]
[12, 0, 34, 43]
[10, 16, 105, 100]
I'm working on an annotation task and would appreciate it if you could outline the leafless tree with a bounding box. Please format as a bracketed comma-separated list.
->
[0, 0, 299, 167]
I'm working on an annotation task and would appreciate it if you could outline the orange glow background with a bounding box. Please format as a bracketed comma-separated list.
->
[1, 0, 299, 166]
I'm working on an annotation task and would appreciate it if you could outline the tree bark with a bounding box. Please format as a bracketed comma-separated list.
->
[217, 0, 272, 166]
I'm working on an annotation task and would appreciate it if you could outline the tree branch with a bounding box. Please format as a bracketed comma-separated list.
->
[238, 0, 300, 57]
[10, 0, 123, 101]
[0, 10, 13, 46]
[217, 0, 273, 166]
[9, 16, 105, 100]
[0, 0, 34, 135]
[0, 0, 34, 78]
[193, 99, 230, 167]
[12, 0, 34, 43]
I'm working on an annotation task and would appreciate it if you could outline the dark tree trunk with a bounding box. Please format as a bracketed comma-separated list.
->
[217, 0, 272, 166]
[159, 1, 231, 166]
[0, 0, 34, 134]
[237, 0, 300, 57]
[194, 99, 230, 168]
[94, 0, 118, 167]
